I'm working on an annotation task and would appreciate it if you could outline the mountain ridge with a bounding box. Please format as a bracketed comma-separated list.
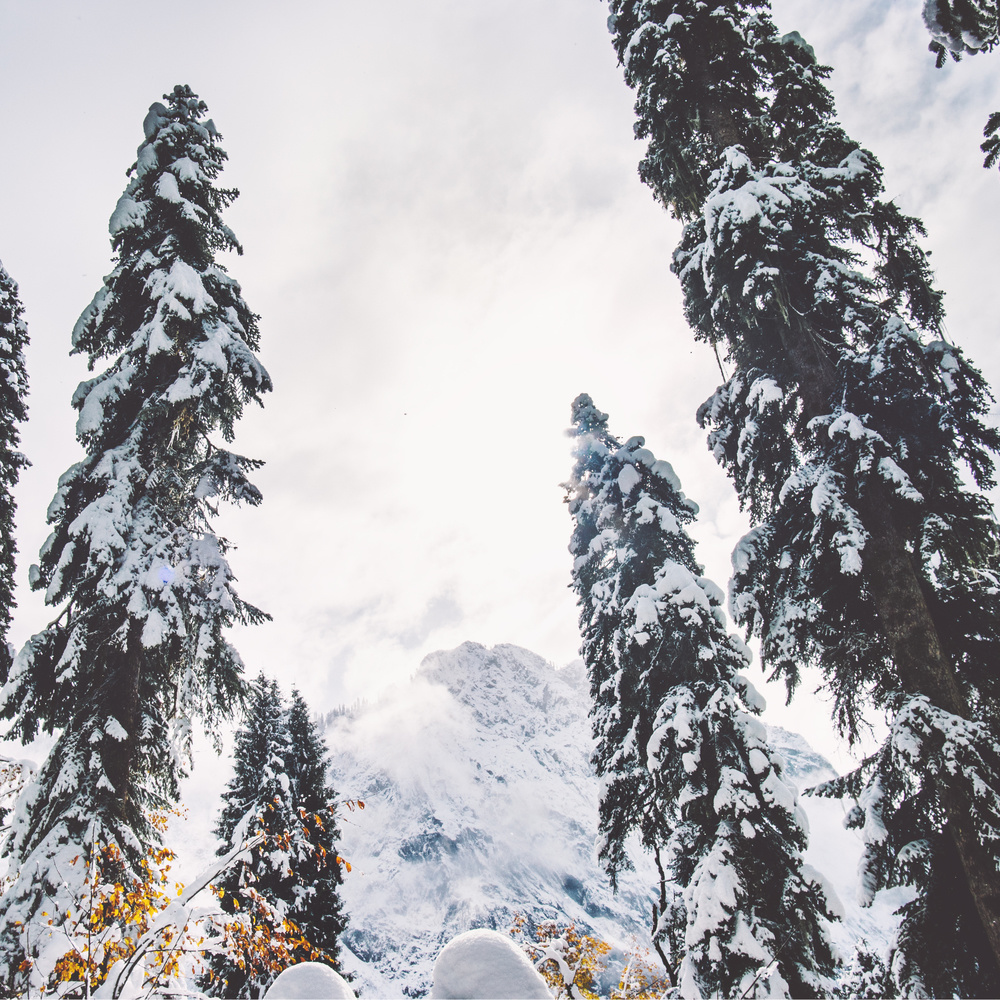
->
[326, 641, 880, 997]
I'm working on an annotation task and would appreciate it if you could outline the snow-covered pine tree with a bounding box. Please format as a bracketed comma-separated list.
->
[0, 85, 270, 988]
[283, 689, 346, 968]
[208, 679, 346, 998]
[209, 673, 292, 998]
[606, 2, 1000, 992]
[0, 261, 29, 683]
[566, 393, 836, 999]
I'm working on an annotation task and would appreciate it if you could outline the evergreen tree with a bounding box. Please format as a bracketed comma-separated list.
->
[0, 86, 269, 986]
[0, 261, 29, 682]
[606, 2, 1000, 992]
[209, 678, 346, 998]
[566, 393, 836, 998]
[283, 688, 346, 967]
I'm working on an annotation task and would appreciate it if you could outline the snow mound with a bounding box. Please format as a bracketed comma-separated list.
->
[263, 962, 356, 999]
[430, 929, 551, 999]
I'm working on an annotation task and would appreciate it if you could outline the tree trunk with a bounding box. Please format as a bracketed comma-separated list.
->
[104, 636, 142, 821]
[651, 848, 678, 989]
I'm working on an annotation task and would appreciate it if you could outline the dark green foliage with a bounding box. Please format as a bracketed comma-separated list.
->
[215, 674, 290, 852]
[815, 694, 1000, 997]
[607, 0, 1000, 990]
[924, 0, 999, 65]
[891, 835, 1000, 998]
[611, 0, 1000, 726]
[922, 1, 1000, 171]
[0, 262, 29, 684]
[283, 689, 347, 964]
[982, 109, 1000, 169]
[833, 944, 894, 999]
[566, 394, 702, 884]
[210, 674, 291, 999]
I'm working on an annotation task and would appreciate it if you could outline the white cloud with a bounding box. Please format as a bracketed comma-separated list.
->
[2, 0, 997, 782]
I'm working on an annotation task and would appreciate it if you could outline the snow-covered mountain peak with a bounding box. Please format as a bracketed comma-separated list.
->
[416, 641, 586, 729]
[766, 724, 838, 784]
[329, 642, 651, 997]
[327, 641, 880, 998]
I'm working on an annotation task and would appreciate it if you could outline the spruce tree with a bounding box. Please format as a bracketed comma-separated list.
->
[0, 86, 269, 986]
[0, 261, 29, 682]
[566, 393, 835, 998]
[210, 674, 292, 999]
[209, 679, 346, 998]
[605, 2, 1000, 992]
[283, 688, 346, 967]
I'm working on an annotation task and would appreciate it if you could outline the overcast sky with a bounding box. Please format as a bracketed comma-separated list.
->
[2, 0, 1000, 780]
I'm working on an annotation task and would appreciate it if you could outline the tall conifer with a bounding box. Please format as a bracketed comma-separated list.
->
[0, 86, 269, 985]
[284, 688, 346, 966]
[210, 674, 291, 999]
[0, 261, 29, 682]
[566, 394, 835, 998]
[921, 0, 1000, 171]
[606, 2, 1000, 992]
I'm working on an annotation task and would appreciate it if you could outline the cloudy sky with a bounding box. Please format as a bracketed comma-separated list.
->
[2, 0, 1000, 780]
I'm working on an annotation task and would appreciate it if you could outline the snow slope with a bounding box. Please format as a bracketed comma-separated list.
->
[325, 642, 885, 997]
[327, 642, 656, 996]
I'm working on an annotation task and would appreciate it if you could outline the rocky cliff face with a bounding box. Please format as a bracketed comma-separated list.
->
[325, 642, 876, 998]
